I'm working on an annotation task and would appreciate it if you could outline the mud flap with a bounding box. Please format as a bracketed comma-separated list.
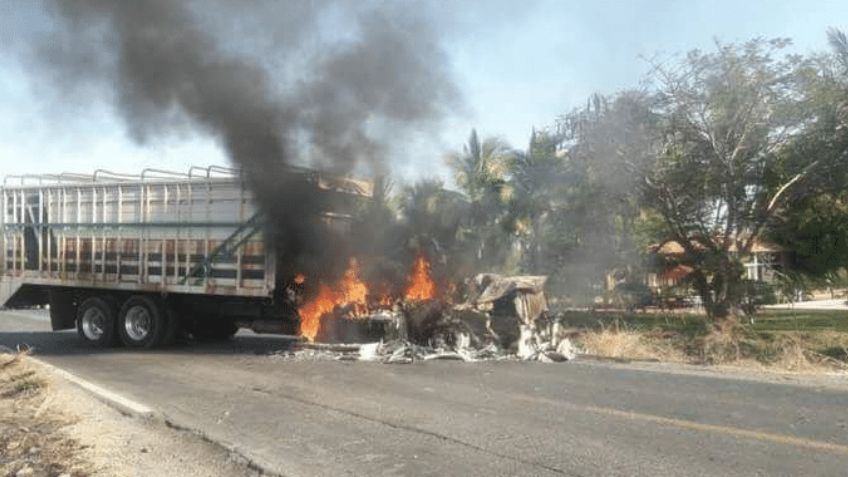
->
[48, 288, 77, 330]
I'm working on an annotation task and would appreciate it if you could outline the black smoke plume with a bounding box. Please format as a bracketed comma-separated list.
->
[32, 0, 460, 277]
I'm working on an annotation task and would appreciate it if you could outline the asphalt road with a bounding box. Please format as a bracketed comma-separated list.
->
[2, 310, 847, 476]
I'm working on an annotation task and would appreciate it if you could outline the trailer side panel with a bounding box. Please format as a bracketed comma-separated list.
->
[1, 174, 272, 306]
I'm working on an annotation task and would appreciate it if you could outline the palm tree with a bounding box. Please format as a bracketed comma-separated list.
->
[398, 179, 468, 262]
[507, 129, 565, 272]
[446, 129, 512, 202]
[445, 129, 514, 265]
[828, 28, 848, 71]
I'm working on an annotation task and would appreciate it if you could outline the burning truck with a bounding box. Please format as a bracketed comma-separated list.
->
[296, 261, 577, 362]
[0, 165, 367, 347]
[0, 165, 574, 360]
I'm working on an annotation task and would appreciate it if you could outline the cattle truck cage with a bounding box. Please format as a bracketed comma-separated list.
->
[0, 165, 272, 304]
[0, 165, 372, 318]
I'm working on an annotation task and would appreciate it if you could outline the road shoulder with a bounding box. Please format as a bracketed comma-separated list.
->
[19, 354, 261, 477]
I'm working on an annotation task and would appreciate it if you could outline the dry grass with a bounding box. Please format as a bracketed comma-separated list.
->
[577, 323, 685, 362]
[772, 338, 821, 372]
[697, 319, 750, 365]
[0, 351, 91, 477]
[768, 333, 848, 372]
[575, 319, 848, 373]
[696, 320, 848, 372]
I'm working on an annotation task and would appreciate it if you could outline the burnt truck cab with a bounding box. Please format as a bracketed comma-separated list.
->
[0, 165, 371, 347]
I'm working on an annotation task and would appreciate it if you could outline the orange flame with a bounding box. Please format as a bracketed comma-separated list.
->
[405, 256, 435, 301]
[299, 256, 438, 340]
[298, 258, 369, 341]
[341, 258, 368, 305]
[377, 294, 394, 307]
[298, 284, 337, 341]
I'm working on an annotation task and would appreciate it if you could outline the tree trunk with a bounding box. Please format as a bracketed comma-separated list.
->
[691, 258, 743, 321]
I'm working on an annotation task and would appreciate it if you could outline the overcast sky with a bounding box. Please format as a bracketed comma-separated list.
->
[0, 0, 845, 182]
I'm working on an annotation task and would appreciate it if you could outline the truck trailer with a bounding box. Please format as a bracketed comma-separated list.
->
[0, 165, 371, 347]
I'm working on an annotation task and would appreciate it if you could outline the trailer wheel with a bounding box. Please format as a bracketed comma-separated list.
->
[76, 297, 118, 347]
[118, 295, 176, 348]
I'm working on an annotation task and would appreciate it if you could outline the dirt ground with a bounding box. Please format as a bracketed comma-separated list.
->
[0, 351, 262, 477]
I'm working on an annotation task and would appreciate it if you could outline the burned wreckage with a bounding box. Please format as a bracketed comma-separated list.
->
[288, 272, 577, 364]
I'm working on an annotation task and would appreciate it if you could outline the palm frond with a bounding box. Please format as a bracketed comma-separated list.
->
[828, 28, 848, 71]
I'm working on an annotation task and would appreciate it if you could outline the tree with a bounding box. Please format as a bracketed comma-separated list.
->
[446, 129, 511, 203]
[554, 93, 660, 300]
[397, 178, 471, 278]
[639, 38, 820, 319]
[507, 130, 565, 273]
[445, 129, 514, 270]
[348, 176, 408, 287]
[774, 193, 848, 276]
[770, 29, 848, 287]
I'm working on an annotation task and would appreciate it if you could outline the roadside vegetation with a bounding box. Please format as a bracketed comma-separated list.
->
[0, 350, 91, 477]
[342, 29, 848, 372]
[564, 309, 848, 372]
[350, 29, 848, 319]
[335, 28, 848, 368]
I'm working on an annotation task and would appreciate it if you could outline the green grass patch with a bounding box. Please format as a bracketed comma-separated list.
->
[750, 309, 848, 332]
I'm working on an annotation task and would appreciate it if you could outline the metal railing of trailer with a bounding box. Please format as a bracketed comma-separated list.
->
[0, 165, 274, 302]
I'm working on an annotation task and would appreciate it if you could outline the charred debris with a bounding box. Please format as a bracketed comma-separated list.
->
[279, 272, 578, 364]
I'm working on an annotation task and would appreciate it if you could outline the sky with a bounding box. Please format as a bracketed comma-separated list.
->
[0, 0, 846, 182]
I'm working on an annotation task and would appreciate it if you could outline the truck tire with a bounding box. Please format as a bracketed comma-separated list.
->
[76, 297, 118, 347]
[118, 295, 177, 348]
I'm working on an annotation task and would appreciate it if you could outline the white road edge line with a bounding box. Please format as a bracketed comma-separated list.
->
[30, 357, 155, 418]
[23, 356, 282, 476]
